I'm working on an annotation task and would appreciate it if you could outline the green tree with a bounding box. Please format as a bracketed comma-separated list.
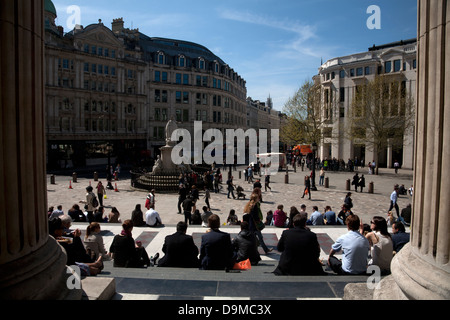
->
[281, 79, 325, 147]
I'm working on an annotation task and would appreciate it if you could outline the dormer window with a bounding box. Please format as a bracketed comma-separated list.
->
[214, 61, 219, 73]
[178, 55, 185, 67]
[198, 58, 205, 70]
[157, 52, 166, 65]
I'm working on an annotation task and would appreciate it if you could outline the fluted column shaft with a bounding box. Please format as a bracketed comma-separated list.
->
[413, 0, 449, 274]
[0, 0, 80, 299]
[382, 0, 450, 300]
[0, 0, 48, 264]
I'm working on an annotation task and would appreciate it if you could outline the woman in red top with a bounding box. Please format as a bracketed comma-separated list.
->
[273, 204, 288, 227]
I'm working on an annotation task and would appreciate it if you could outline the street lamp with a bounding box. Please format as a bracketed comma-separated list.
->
[311, 142, 318, 191]
[106, 142, 113, 168]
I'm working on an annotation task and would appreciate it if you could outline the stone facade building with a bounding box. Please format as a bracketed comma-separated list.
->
[314, 39, 417, 169]
[44, 2, 247, 169]
[246, 96, 287, 132]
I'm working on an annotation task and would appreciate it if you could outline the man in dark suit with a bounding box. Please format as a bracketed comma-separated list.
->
[273, 212, 326, 275]
[157, 221, 199, 268]
[199, 214, 234, 270]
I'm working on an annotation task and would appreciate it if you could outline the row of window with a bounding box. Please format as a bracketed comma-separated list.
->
[83, 62, 117, 76]
[61, 117, 136, 134]
[324, 59, 417, 81]
[58, 60, 241, 98]
[155, 52, 242, 84]
[83, 100, 117, 113]
[155, 71, 234, 92]
[154, 90, 242, 112]
[84, 44, 116, 59]
[80, 39, 245, 87]
[57, 117, 119, 133]
[60, 59, 139, 80]
[59, 108, 244, 135]
[81, 43, 235, 82]
[84, 118, 137, 133]
[153, 108, 244, 130]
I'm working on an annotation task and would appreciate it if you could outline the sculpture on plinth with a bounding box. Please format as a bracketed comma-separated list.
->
[131, 119, 192, 192]
[165, 119, 178, 147]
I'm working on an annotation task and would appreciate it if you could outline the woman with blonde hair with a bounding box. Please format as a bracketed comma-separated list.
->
[243, 192, 272, 254]
[84, 222, 110, 260]
[243, 193, 259, 214]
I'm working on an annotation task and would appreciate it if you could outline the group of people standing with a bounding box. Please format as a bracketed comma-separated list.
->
[351, 173, 366, 192]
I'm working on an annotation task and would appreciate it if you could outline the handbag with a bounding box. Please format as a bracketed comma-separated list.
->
[92, 195, 99, 207]
[256, 220, 265, 231]
[233, 258, 251, 270]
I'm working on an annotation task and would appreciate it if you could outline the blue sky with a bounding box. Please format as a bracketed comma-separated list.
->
[52, 0, 417, 110]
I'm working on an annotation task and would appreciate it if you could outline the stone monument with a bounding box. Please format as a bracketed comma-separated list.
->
[131, 119, 191, 191]
[158, 119, 181, 172]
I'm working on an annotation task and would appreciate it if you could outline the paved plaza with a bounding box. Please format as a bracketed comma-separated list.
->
[47, 165, 413, 300]
[47, 165, 413, 227]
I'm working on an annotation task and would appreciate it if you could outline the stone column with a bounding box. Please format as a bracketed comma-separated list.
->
[0, 0, 81, 299]
[375, 0, 450, 300]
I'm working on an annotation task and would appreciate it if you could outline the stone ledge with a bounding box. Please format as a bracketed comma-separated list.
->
[343, 283, 374, 300]
[81, 277, 116, 300]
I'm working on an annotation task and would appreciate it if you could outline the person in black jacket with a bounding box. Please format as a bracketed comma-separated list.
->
[232, 221, 261, 266]
[182, 195, 194, 224]
[199, 214, 234, 270]
[177, 183, 187, 214]
[301, 176, 311, 199]
[273, 213, 326, 276]
[131, 204, 145, 227]
[109, 219, 150, 268]
[157, 221, 199, 268]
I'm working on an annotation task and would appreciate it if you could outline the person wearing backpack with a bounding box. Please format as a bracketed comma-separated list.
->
[86, 186, 98, 223]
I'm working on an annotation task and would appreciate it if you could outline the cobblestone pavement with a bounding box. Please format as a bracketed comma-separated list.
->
[47, 166, 413, 226]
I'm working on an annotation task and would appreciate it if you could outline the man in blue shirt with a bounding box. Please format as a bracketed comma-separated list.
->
[308, 206, 324, 225]
[388, 185, 400, 218]
[323, 206, 336, 225]
[328, 214, 370, 275]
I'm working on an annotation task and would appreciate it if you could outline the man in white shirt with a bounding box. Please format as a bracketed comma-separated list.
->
[145, 205, 162, 227]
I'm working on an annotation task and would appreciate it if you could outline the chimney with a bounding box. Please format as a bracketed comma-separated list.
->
[112, 18, 124, 34]
[57, 25, 64, 37]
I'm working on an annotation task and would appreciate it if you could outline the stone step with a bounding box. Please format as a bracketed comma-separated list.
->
[81, 277, 116, 300]
[95, 260, 370, 300]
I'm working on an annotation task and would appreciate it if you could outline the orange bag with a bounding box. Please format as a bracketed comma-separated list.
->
[233, 258, 251, 270]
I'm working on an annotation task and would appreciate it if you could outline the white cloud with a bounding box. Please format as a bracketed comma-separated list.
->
[219, 9, 317, 43]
